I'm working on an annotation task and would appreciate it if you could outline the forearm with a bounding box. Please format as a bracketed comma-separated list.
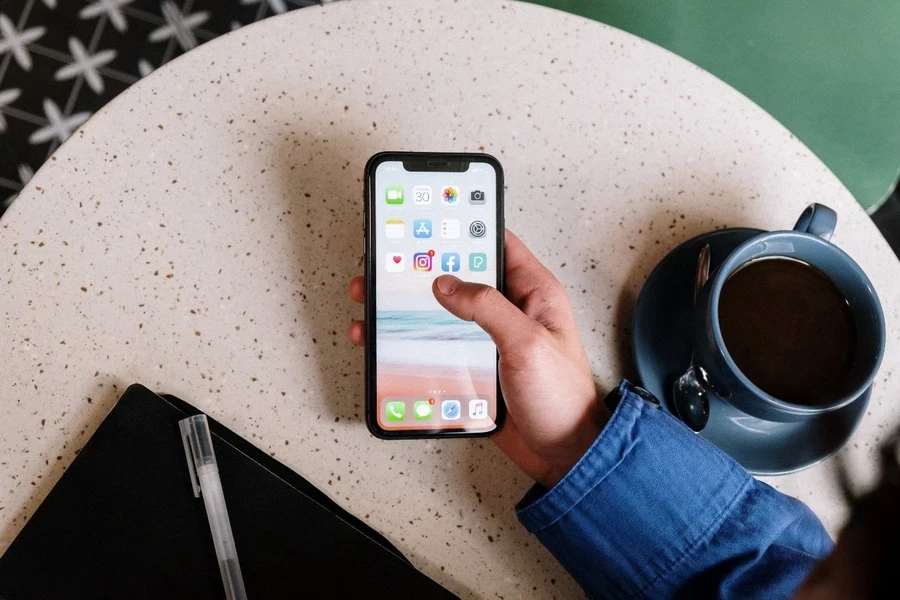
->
[516, 381, 833, 599]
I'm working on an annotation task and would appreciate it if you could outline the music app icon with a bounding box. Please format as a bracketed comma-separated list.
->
[469, 399, 488, 420]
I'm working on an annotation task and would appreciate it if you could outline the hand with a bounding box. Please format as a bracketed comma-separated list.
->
[348, 230, 609, 488]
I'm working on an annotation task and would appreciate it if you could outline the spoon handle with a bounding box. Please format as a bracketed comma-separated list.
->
[694, 244, 711, 303]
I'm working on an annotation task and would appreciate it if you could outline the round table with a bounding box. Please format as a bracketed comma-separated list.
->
[2, 0, 898, 596]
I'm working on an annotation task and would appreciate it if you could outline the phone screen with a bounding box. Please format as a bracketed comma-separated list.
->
[368, 156, 503, 436]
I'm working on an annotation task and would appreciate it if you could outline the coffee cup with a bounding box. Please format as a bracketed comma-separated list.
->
[691, 203, 885, 423]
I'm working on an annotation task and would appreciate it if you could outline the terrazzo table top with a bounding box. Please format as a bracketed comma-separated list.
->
[2, 0, 899, 596]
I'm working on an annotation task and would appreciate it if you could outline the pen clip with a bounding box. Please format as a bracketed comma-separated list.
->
[179, 418, 202, 498]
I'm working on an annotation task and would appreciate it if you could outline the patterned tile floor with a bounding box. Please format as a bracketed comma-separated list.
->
[1, 0, 897, 260]
[0, 0, 332, 212]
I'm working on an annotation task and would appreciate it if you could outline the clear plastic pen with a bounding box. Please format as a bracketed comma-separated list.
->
[180, 414, 248, 600]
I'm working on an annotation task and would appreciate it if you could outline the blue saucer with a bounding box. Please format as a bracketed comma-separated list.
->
[632, 228, 871, 475]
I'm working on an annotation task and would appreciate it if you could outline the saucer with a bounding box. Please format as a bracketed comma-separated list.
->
[632, 228, 871, 476]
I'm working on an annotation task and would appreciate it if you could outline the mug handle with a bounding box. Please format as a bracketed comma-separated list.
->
[793, 203, 837, 241]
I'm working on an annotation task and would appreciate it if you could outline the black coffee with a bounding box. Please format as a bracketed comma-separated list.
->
[718, 258, 856, 406]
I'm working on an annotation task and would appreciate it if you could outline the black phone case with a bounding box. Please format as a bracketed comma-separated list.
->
[363, 152, 506, 439]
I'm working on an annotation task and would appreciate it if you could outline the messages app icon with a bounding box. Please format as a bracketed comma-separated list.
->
[414, 400, 433, 420]
[469, 252, 487, 271]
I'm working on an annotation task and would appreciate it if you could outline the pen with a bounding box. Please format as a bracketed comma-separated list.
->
[179, 414, 248, 600]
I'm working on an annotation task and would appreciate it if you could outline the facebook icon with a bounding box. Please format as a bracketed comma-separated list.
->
[413, 219, 432, 238]
[441, 252, 460, 272]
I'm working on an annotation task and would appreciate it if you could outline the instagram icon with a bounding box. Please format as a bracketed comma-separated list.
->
[413, 250, 435, 272]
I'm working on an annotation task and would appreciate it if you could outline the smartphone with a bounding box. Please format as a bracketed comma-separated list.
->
[364, 152, 505, 439]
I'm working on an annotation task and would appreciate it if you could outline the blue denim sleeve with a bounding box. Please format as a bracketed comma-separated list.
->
[516, 381, 834, 599]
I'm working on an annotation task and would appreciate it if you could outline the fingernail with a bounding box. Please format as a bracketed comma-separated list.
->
[436, 275, 460, 296]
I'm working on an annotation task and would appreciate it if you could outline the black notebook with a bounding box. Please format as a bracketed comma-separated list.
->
[0, 384, 455, 599]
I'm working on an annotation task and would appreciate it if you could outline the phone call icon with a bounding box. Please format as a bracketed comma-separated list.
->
[385, 401, 405, 421]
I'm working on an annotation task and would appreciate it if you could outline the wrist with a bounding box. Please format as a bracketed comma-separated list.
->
[538, 408, 608, 488]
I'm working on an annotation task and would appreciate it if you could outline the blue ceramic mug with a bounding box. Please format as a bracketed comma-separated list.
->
[691, 203, 886, 423]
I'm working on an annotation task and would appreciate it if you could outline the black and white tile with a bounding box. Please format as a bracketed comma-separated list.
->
[0, 0, 333, 214]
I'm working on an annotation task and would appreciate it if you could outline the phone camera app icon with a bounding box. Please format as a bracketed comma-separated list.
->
[414, 400, 434, 420]
[469, 252, 487, 271]
[470, 190, 486, 204]
[441, 186, 459, 205]
[469, 220, 486, 238]
[441, 400, 461, 420]
[413, 250, 434, 271]
[385, 185, 404, 205]
[385, 401, 406, 422]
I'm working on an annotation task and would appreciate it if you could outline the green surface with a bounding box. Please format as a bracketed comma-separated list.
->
[529, 0, 900, 212]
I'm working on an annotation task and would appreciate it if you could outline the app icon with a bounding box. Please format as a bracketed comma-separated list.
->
[469, 220, 486, 238]
[441, 400, 461, 420]
[385, 218, 404, 239]
[414, 400, 434, 420]
[441, 219, 460, 239]
[413, 250, 434, 271]
[470, 190, 486, 204]
[413, 219, 432, 238]
[469, 252, 487, 271]
[441, 252, 461, 272]
[385, 401, 406, 421]
[385, 185, 404, 205]
[413, 185, 433, 205]
[441, 186, 459, 206]
[469, 399, 488, 419]
[385, 252, 405, 272]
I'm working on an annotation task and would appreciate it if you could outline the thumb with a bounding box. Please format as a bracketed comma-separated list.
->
[433, 275, 536, 352]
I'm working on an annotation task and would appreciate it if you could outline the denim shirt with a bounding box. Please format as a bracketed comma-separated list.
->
[516, 381, 833, 599]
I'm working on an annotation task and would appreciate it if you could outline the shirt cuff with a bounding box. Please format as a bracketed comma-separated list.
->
[515, 380, 709, 531]
[515, 380, 752, 597]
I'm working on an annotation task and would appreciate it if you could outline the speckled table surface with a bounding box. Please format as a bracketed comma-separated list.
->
[1, 0, 898, 597]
